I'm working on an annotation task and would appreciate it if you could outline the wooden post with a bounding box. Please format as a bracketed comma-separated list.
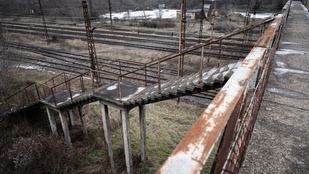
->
[78, 106, 88, 135]
[59, 112, 72, 146]
[121, 109, 133, 174]
[46, 108, 57, 135]
[100, 102, 115, 169]
[139, 105, 147, 162]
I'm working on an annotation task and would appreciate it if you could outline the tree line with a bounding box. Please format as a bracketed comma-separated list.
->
[0, 0, 287, 18]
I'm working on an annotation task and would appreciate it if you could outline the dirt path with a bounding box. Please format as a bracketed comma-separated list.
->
[240, 1, 309, 173]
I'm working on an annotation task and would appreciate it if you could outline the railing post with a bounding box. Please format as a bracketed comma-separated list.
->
[144, 65, 147, 87]
[24, 88, 30, 103]
[218, 38, 222, 68]
[119, 61, 122, 81]
[35, 83, 41, 100]
[52, 79, 55, 90]
[43, 85, 47, 96]
[157, 62, 161, 94]
[118, 76, 122, 102]
[199, 46, 204, 83]
[80, 76, 85, 93]
[68, 81, 73, 102]
[51, 88, 57, 107]
[64, 73, 68, 89]
[91, 70, 95, 95]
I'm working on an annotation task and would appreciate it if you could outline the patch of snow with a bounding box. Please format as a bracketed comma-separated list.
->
[275, 61, 286, 68]
[107, 84, 117, 90]
[281, 42, 299, 45]
[276, 49, 309, 55]
[235, 12, 274, 19]
[101, 9, 178, 20]
[119, 86, 145, 101]
[300, 3, 309, 12]
[268, 87, 309, 99]
[274, 68, 309, 75]
[15, 64, 56, 74]
[56, 93, 81, 105]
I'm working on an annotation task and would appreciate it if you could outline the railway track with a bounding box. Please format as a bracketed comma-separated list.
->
[1, 20, 259, 103]
[1, 22, 257, 59]
[5, 41, 178, 84]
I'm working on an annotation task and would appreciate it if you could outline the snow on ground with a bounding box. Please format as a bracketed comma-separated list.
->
[100, 9, 178, 19]
[101, 9, 274, 20]
[235, 12, 274, 19]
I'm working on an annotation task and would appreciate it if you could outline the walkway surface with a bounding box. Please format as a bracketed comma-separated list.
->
[240, 1, 309, 173]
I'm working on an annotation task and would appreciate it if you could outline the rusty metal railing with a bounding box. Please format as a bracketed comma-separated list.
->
[94, 15, 275, 101]
[157, 0, 291, 173]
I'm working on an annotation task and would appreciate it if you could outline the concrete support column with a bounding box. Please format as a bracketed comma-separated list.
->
[121, 109, 133, 174]
[46, 107, 57, 135]
[59, 112, 72, 146]
[78, 106, 87, 135]
[100, 102, 114, 169]
[139, 105, 147, 162]
[68, 110, 74, 126]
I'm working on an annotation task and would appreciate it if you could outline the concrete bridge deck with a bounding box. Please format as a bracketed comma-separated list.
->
[240, 1, 309, 173]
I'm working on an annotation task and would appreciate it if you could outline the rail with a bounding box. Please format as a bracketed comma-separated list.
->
[157, 0, 291, 173]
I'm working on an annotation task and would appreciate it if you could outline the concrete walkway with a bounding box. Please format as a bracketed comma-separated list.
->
[240, 1, 309, 173]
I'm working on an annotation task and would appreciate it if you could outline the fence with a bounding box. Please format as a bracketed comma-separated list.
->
[157, 0, 291, 173]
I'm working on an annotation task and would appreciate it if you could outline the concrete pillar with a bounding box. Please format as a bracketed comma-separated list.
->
[68, 110, 74, 126]
[100, 102, 114, 169]
[121, 109, 133, 174]
[78, 106, 87, 135]
[46, 107, 57, 135]
[139, 105, 147, 162]
[59, 112, 72, 146]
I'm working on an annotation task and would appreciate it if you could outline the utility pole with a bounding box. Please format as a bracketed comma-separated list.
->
[108, 0, 113, 29]
[178, 0, 186, 77]
[243, 0, 255, 44]
[207, 0, 217, 63]
[199, 0, 205, 42]
[82, 1, 98, 72]
[38, 0, 50, 45]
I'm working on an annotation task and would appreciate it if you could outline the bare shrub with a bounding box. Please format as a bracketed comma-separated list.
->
[212, 21, 237, 33]
[0, 132, 75, 174]
[140, 19, 176, 28]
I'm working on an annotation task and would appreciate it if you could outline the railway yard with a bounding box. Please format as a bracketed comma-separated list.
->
[0, 10, 267, 173]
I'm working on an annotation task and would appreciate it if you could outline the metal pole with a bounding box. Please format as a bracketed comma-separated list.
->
[207, 0, 217, 63]
[199, 46, 204, 83]
[82, 1, 98, 72]
[178, 0, 186, 77]
[118, 77, 122, 102]
[199, 0, 205, 42]
[158, 62, 161, 94]
[218, 38, 222, 67]
[108, 0, 113, 29]
[144, 65, 147, 87]
[38, 0, 50, 45]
